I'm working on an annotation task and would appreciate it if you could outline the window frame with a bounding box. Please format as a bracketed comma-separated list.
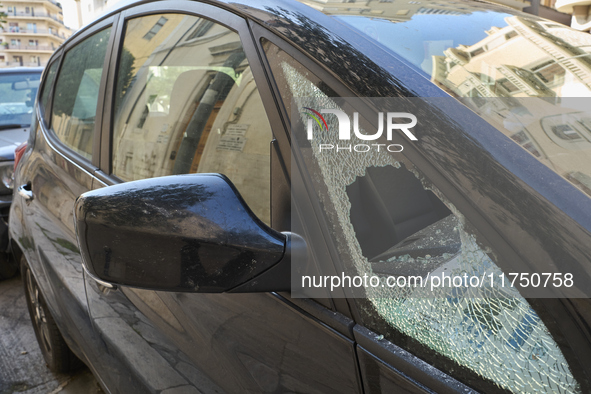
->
[96, 1, 284, 188]
[37, 51, 62, 127]
[39, 15, 118, 173]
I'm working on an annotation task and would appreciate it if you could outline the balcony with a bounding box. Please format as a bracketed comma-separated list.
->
[49, 0, 63, 10]
[1, 44, 56, 52]
[15, 0, 64, 11]
[5, 11, 66, 26]
[0, 28, 67, 39]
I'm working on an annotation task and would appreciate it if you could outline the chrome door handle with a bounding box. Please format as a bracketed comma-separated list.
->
[82, 264, 117, 290]
[17, 184, 34, 201]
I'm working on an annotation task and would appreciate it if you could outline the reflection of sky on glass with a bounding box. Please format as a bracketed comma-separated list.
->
[336, 12, 512, 76]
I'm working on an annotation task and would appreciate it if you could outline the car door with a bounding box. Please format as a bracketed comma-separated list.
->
[13, 16, 119, 378]
[83, 2, 362, 393]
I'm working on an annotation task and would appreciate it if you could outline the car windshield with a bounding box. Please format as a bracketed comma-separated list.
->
[0, 71, 42, 129]
[313, 1, 591, 99]
[299, 0, 591, 197]
[336, 11, 513, 79]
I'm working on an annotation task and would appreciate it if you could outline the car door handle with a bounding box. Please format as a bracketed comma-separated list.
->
[17, 183, 34, 201]
[82, 264, 117, 291]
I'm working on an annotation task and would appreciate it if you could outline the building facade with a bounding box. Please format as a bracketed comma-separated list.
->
[431, 15, 591, 194]
[555, 0, 591, 32]
[0, 0, 72, 67]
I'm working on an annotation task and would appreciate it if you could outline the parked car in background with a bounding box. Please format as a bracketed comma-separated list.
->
[0, 67, 42, 279]
[9, 0, 591, 393]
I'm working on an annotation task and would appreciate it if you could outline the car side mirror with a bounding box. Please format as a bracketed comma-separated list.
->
[75, 174, 296, 293]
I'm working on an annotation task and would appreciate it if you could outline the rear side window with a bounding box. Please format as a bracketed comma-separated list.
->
[51, 28, 111, 160]
[111, 14, 273, 224]
[39, 59, 59, 122]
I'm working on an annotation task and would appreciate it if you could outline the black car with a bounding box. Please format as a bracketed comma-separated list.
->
[9, 0, 591, 393]
[0, 66, 42, 279]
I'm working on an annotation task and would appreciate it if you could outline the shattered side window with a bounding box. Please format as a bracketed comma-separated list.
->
[263, 40, 581, 393]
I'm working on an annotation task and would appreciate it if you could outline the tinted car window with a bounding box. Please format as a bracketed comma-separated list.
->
[51, 28, 111, 160]
[39, 60, 59, 122]
[0, 71, 41, 128]
[112, 14, 272, 224]
[263, 40, 581, 393]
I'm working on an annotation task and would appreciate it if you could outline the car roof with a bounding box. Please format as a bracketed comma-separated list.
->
[77, 0, 495, 97]
[64, 0, 552, 99]
[0, 67, 44, 74]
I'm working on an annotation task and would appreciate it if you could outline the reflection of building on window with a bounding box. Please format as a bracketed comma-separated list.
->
[567, 171, 591, 195]
[416, 7, 466, 15]
[505, 30, 518, 40]
[470, 46, 485, 57]
[552, 124, 582, 140]
[511, 130, 542, 157]
[541, 113, 591, 147]
[143, 17, 168, 40]
[498, 65, 555, 96]
[112, 15, 272, 224]
[532, 61, 566, 86]
[187, 19, 214, 40]
[498, 78, 520, 94]
[433, 16, 591, 99]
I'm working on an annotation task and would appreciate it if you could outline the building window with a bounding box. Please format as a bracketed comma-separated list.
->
[142, 17, 168, 40]
[498, 78, 519, 94]
[535, 62, 565, 86]
[552, 124, 582, 141]
[25, 7, 30, 13]
[187, 19, 214, 40]
[470, 47, 485, 57]
[505, 31, 518, 40]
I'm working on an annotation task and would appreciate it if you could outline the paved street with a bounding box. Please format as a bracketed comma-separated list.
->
[0, 275, 103, 394]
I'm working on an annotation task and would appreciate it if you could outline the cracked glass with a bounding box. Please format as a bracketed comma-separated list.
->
[263, 40, 582, 393]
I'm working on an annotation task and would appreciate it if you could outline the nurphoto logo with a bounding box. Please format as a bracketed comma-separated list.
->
[302, 107, 418, 153]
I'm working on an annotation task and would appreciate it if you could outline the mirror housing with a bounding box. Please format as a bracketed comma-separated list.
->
[75, 174, 292, 293]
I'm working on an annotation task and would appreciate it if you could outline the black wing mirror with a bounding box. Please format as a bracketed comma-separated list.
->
[75, 174, 296, 293]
